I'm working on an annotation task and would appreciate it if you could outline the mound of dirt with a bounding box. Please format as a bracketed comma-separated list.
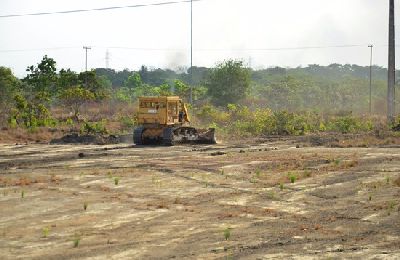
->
[50, 133, 120, 145]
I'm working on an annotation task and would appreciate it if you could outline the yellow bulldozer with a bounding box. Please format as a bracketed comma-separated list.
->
[133, 96, 216, 145]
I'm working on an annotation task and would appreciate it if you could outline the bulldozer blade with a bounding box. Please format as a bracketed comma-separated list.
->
[195, 128, 217, 144]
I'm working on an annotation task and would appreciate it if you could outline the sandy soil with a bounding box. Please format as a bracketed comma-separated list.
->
[0, 137, 399, 259]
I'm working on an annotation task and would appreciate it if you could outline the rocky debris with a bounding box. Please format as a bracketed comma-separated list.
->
[210, 151, 227, 156]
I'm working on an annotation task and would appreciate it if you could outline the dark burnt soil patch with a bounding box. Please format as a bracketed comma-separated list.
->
[50, 133, 120, 145]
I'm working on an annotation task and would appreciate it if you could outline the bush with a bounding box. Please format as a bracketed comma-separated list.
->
[119, 116, 136, 129]
[193, 104, 376, 137]
[326, 116, 373, 133]
[10, 93, 56, 129]
[80, 120, 108, 135]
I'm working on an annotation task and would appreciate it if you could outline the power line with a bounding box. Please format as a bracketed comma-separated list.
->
[195, 44, 368, 51]
[0, 46, 80, 53]
[99, 44, 371, 51]
[0, 44, 384, 53]
[0, 0, 203, 18]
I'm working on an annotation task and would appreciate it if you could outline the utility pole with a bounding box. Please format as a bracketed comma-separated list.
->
[83, 46, 91, 88]
[83, 46, 91, 71]
[388, 0, 395, 123]
[368, 44, 373, 114]
[189, 0, 193, 104]
[105, 49, 110, 69]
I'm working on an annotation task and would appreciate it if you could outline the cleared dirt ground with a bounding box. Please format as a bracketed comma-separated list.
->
[0, 137, 400, 259]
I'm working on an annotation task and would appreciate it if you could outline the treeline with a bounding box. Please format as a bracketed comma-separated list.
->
[96, 63, 392, 88]
[96, 63, 398, 114]
[1, 55, 399, 134]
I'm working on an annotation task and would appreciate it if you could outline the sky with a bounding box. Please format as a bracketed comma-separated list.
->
[0, 0, 398, 77]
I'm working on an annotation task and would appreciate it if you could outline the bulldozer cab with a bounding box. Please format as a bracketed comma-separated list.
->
[137, 96, 189, 125]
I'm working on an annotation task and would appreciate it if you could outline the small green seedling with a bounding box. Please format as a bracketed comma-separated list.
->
[223, 228, 231, 241]
[386, 176, 390, 184]
[289, 174, 296, 184]
[255, 169, 261, 178]
[114, 177, 119, 185]
[334, 159, 341, 166]
[21, 190, 25, 198]
[83, 202, 88, 211]
[387, 201, 396, 216]
[279, 183, 284, 191]
[73, 236, 81, 248]
[42, 227, 50, 238]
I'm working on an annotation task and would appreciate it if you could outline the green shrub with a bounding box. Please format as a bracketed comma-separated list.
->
[42, 227, 50, 238]
[73, 236, 81, 248]
[9, 117, 17, 128]
[11, 93, 56, 129]
[193, 104, 377, 137]
[119, 116, 136, 129]
[326, 116, 372, 133]
[288, 173, 297, 183]
[65, 118, 74, 126]
[80, 120, 108, 135]
[223, 228, 231, 240]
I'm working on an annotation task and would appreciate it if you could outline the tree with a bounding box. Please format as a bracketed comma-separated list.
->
[24, 55, 57, 94]
[95, 68, 127, 87]
[18, 56, 58, 127]
[59, 86, 95, 121]
[57, 69, 79, 93]
[173, 79, 189, 100]
[78, 71, 111, 100]
[185, 66, 210, 86]
[139, 65, 149, 84]
[154, 83, 172, 96]
[206, 60, 250, 106]
[114, 87, 134, 103]
[0, 67, 20, 126]
[124, 72, 142, 89]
